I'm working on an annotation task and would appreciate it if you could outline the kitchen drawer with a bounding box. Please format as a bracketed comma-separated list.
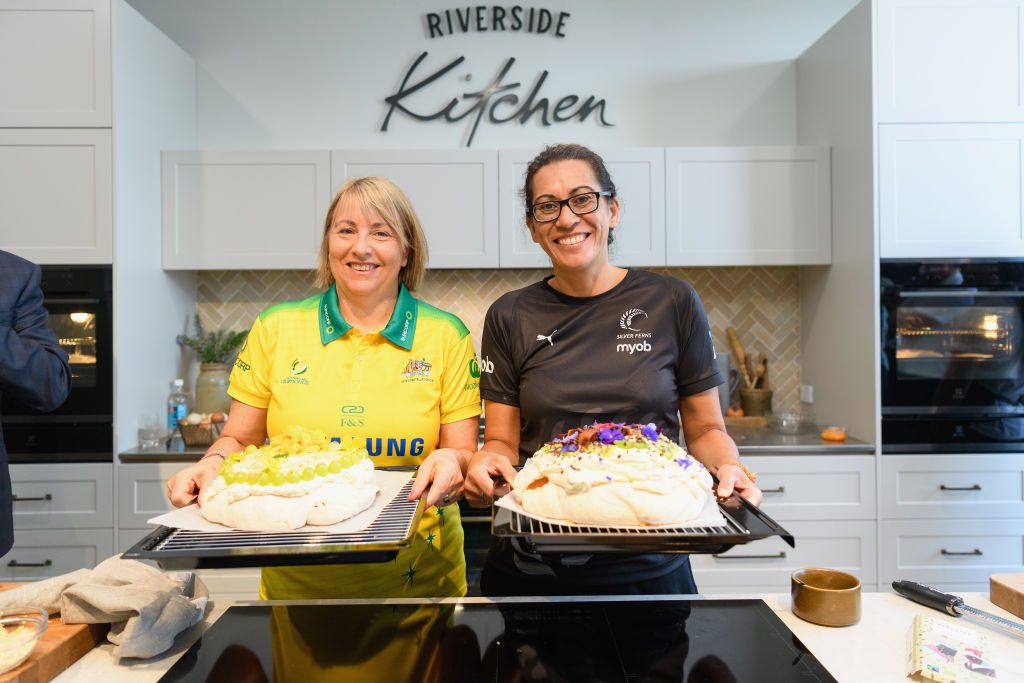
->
[741, 456, 875, 520]
[10, 463, 113, 529]
[690, 520, 876, 589]
[880, 519, 1024, 586]
[881, 455, 1024, 519]
[117, 462, 191, 528]
[2, 529, 114, 582]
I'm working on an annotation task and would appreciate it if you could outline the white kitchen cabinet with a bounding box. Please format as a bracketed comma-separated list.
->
[0, 0, 112, 127]
[743, 455, 875, 521]
[1, 529, 114, 582]
[0, 129, 113, 263]
[691, 520, 877, 589]
[881, 454, 1024, 519]
[331, 149, 499, 269]
[162, 150, 331, 269]
[497, 148, 666, 268]
[117, 462, 186, 529]
[879, 123, 1024, 258]
[664, 146, 831, 266]
[877, 0, 1024, 123]
[9, 463, 113, 530]
[880, 518, 1024, 589]
[6, 464, 114, 580]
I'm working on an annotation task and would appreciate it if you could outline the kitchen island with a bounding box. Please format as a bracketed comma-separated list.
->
[53, 591, 1022, 682]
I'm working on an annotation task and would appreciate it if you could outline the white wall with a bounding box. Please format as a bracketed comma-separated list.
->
[126, 0, 858, 149]
[114, 0, 198, 451]
[796, 0, 877, 444]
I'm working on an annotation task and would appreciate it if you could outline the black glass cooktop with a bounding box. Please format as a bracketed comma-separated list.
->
[160, 598, 837, 682]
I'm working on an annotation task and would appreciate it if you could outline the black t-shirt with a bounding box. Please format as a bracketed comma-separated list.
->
[480, 269, 724, 584]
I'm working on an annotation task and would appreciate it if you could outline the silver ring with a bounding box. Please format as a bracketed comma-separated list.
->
[441, 492, 451, 505]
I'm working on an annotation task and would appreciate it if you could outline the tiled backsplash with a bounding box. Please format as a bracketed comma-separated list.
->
[197, 267, 800, 411]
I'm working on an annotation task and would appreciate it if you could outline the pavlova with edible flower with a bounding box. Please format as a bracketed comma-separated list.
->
[199, 426, 377, 531]
[512, 422, 714, 526]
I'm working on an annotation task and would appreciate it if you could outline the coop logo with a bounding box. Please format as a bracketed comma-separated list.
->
[234, 358, 251, 372]
[619, 308, 647, 331]
[339, 405, 366, 428]
[280, 357, 310, 385]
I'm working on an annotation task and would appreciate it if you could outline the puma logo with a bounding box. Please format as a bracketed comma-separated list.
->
[536, 329, 557, 346]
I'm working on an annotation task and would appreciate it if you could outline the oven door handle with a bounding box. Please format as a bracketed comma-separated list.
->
[899, 290, 1024, 298]
[43, 297, 101, 305]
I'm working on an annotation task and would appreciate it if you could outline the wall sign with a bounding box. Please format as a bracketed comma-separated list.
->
[381, 5, 614, 146]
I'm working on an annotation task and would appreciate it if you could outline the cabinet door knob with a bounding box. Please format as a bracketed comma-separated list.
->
[760, 486, 785, 494]
[939, 484, 981, 491]
[940, 548, 983, 557]
[11, 493, 53, 502]
[712, 551, 787, 560]
[7, 559, 53, 567]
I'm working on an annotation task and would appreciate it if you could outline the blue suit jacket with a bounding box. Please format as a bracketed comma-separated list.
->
[0, 251, 71, 556]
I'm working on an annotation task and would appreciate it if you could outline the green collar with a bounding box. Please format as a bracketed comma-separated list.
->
[318, 284, 418, 350]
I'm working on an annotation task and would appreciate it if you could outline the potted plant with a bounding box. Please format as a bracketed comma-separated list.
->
[176, 313, 247, 414]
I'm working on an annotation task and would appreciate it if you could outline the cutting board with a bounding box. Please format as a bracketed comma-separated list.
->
[0, 583, 108, 683]
[990, 573, 1024, 620]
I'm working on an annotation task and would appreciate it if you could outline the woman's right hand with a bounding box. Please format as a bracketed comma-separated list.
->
[166, 457, 223, 507]
[464, 450, 517, 507]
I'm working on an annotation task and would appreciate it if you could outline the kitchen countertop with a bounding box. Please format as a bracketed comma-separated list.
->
[54, 591, 1023, 682]
[727, 425, 874, 454]
[120, 425, 875, 463]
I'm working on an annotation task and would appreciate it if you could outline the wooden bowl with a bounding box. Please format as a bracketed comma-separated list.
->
[791, 567, 861, 627]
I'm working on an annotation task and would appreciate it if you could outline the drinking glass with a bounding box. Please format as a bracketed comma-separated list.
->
[138, 412, 164, 450]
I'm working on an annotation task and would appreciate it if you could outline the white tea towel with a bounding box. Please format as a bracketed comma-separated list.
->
[0, 555, 208, 659]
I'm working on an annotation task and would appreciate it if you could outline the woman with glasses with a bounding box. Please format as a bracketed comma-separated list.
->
[464, 143, 761, 596]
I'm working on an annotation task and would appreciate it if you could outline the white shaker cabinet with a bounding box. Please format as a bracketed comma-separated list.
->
[0, 0, 112, 127]
[162, 151, 331, 269]
[877, 0, 1024, 123]
[878, 124, 1024, 258]
[0, 129, 113, 263]
[497, 148, 666, 268]
[664, 147, 831, 266]
[331, 149, 500, 269]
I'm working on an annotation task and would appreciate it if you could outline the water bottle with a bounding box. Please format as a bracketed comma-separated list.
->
[167, 378, 188, 450]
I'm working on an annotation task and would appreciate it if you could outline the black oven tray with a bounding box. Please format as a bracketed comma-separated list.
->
[122, 478, 423, 569]
[492, 491, 794, 555]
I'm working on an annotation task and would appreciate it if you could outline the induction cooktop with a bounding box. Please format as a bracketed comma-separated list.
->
[161, 598, 837, 682]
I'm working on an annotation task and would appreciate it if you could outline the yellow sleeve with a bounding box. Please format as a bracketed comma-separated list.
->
[228, 314, 273, 409]
[439, 326, 481, 425]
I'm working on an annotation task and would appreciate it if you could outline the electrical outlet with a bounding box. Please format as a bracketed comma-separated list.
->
[799, 384, 814, 404]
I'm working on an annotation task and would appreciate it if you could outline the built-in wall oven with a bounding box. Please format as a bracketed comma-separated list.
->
[881, 260, 1024, 452]
[0, 266, 113, 462]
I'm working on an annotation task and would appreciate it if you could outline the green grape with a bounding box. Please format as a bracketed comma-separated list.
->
[244, 444, 258, 454]
[270, 472, 286, 486]
[258, 473, 271, 486]
[315, 463, 328, 477]
[247, 473, 260, 485]
[301, 468, 315, 481]
[286, 470, 301, 484]
[328, 460, 342, 474]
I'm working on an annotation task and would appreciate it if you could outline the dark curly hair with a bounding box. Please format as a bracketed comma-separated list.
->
[522, 144, 618, 245]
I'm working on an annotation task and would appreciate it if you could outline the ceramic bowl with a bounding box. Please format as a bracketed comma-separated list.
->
[0, 606, 48, 674]
[791, 568, 861, 627]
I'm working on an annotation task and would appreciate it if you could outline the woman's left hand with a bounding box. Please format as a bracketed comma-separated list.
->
[409, 448, 465, 508]
[716, 463, 763, 506]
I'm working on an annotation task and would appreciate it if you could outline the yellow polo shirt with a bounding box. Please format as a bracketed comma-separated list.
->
[228, 284, 481, 598]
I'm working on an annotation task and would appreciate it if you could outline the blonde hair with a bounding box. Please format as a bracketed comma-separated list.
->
[314, 177, 429, 291]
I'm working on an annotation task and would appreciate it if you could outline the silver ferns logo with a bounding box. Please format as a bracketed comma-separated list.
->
[619, 308, 647, 332]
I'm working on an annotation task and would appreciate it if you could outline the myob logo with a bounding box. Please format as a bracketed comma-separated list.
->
[479, 356, 494, 374]
[617, 340, 651, 354]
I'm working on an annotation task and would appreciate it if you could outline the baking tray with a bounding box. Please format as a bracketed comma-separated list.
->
[122, 477, 423, 569]
[491, 491, 794, 555]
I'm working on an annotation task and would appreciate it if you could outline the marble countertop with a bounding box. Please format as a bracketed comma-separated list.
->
[55, 592, 1023, 682]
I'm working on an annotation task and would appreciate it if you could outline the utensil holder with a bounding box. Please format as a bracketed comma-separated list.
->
[739, 388, 773, 417]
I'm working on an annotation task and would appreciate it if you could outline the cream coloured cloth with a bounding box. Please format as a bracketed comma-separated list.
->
[0, 555, 208, 658]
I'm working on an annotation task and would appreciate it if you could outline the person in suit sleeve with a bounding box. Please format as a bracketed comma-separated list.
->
[0, 250, 71, 557]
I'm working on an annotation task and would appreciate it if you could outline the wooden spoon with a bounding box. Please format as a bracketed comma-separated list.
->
[726, 327, 754, 389]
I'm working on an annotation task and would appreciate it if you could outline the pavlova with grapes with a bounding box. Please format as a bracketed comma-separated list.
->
[199, 427, 376, 531]
[512, 422, 714, 526]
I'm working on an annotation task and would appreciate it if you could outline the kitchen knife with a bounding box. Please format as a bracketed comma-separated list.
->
[892, 580, 1024, 638]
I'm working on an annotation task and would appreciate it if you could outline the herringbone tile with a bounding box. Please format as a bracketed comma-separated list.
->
[198, 266, 802, 411]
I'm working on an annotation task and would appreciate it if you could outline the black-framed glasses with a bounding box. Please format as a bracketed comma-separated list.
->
[528, 191, 613, 222]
